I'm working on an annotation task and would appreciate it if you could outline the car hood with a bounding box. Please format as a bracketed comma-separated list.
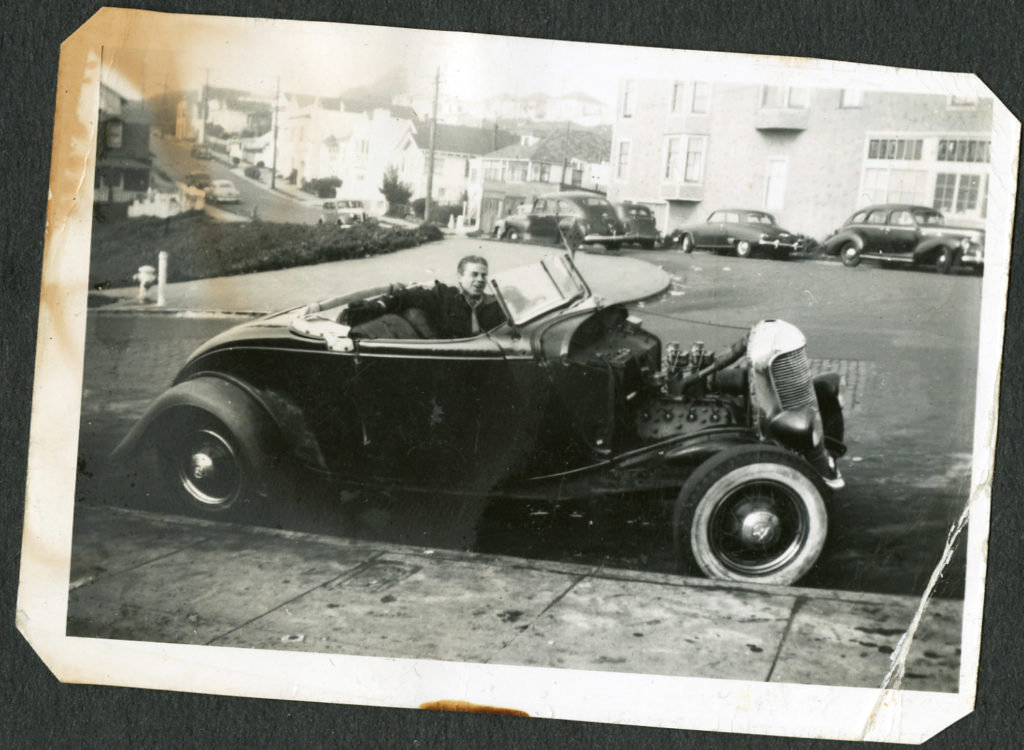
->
[921, 225, 985, 242]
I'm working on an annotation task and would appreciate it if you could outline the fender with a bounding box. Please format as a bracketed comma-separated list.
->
[111, 375, 302, 467]
[820, 230, 864, 255]
[813, 372, 846, 456]
[913, 236, 959, 264]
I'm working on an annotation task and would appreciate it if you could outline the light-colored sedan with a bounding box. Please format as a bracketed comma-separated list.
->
[205, 179, 241, 204]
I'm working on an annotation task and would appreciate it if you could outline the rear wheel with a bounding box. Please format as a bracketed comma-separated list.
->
[840, 242, 861, 267]
[605, 241, 621, 253]
[672, 445, 829, 585]
[680, 234, 693, 253]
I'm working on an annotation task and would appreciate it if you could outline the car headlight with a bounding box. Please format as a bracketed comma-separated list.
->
[959, 237, 971, 250]
[811, 410, 824, 448]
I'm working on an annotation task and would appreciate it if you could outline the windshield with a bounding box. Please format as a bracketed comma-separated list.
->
[490, 255, 588, 325]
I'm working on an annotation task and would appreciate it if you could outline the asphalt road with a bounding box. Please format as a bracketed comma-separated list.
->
[150, 135, 323, 224]
[75, 247, 981, 598]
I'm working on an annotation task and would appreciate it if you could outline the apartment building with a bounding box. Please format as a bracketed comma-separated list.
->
[608, 80, 993, 239]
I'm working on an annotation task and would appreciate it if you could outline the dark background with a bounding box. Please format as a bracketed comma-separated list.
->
[3, 1, 1022, 747]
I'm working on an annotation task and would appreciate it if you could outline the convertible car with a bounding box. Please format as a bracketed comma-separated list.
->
[114, 254, 847, 585]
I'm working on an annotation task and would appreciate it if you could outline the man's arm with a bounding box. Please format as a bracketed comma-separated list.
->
[339, 283, 441, 327]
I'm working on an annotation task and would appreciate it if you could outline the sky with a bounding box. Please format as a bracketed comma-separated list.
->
[98, 11, 991, 109]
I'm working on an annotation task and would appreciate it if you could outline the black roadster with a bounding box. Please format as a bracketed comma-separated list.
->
[115, 254, 846, 585]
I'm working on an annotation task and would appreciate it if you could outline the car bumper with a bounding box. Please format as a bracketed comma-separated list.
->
[960, 248, 985, 266]
[756, 238, 809, 252]
[584, 232, 628, 244]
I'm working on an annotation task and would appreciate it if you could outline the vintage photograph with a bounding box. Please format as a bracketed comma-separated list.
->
[18, 7, 1017, 743]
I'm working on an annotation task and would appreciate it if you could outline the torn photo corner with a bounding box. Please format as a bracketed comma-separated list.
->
[19, 6, 1018, 744]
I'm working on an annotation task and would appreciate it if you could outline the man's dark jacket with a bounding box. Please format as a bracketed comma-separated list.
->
[379, 282, 505, 338]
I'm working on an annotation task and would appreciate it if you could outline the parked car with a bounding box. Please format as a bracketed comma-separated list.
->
[190, 145, 212, 160]
[666, 209, 813, 259]
[503, 191, 628, 252]
[112, 253, 847, 586]
[614, 202, 661, 249]
[492, 204, 531, 239]
[319, 200, 368, 226]
[185, 171, 213, 190]
[205, 179, 241, 204]
[819, 204, 984, 274]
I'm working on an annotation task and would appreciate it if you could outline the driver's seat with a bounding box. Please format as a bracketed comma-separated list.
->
[348, 307, 437, 340]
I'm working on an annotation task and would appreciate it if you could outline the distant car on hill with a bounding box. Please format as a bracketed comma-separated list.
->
[205, 179, 241, 204]
[190, 145, 212, 160]
[185, 171, 213, 190]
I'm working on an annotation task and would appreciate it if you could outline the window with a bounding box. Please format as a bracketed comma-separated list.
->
[671, 82, 685, 114]
[761, 86, 808, 110]
[933, 173, 957, 211]
[622, 82, 635, 118]
[863, 167, 928, 204]
[571, 167, 583, 187]
[840, 89, 863, 108]
[890, 210, 915, 226]
[539, 163, 551, 182]
[865, 209, 888, 224]
[507, 162, 527, 182]
[948, 95, 978, 108]
[937, 139, 990, 162]
[616, 141, 630, 180]
[663, 136, 706, 184]
[956, 174, 981, 212]
[104, 119, 123, 149]
[867, 138, 923, 161]
[484, 161, 503, 182]
[691, 82, 711, 113]
[684, 138, 705, 182]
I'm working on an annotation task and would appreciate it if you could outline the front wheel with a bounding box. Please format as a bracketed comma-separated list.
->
[506, 228, 521, 242]
[840, 242, 861, 267]
[735, 240, 753, 258]
[672, 445, 829, 585]
[158, 409, 273, 520]
[934, 247, 956, 274]
[680, 234, 693, 253]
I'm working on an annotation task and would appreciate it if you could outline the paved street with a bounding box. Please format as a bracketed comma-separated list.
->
[150, 135, 323, 224]
[75, 240, 981, 598]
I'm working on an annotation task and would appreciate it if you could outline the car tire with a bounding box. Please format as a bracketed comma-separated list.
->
[840, 242, 861, 267]
[735, 240, 753, 258]
[680, 234, 694, 253]
[640, 240, 656, 250]
[935, 247, 956, 274]
[564, 224, 586, 253]
[672, 445, 829, 585]
[506, 228, 521, 242]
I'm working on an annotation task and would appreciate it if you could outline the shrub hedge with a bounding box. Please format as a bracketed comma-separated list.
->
[89, 212, 443, 290]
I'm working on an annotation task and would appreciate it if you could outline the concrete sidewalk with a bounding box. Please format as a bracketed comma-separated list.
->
[67, 505, 962, 693]
[99, 238, 674, 316]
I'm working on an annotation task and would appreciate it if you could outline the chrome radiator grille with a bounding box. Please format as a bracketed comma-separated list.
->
[770, 347, 816, 410]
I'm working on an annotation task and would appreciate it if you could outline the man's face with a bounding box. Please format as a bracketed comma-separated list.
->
[458, 262, 489, 298]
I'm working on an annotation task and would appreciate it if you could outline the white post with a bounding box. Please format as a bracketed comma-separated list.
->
[157, 252, 168, 306]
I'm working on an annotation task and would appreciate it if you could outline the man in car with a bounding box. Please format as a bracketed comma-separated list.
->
[340, 255, 505, 338]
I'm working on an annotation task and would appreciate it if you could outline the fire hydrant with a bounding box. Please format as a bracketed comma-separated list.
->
[134, 265, 156, 302]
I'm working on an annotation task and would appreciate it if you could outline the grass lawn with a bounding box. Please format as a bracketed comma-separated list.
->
[88, 212, 444, 290]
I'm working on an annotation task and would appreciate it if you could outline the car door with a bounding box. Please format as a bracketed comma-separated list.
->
[861, 208, 890, 254]
[350, 334, 527, 490]
[886, 208, 918, 256]
[528, 198, 557, 241]
[695, 211, 722, 248]
[714, 211, 740, 250]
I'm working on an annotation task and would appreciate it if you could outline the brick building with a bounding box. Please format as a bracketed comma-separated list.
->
[608, 80, 993, 239]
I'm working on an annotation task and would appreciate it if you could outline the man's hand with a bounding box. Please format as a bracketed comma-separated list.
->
[340, 299, 385, 326]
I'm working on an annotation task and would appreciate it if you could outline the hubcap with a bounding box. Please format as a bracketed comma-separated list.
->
[708, 481, 809, 576]
[177, 428, 242, 507]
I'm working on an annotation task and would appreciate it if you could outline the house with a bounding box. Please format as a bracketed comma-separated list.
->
[275, 96, 363, 184]
[608, 79, 994, 239]
[95, 83, 152, 220]
[409, 122, 520, 208]
[469, 127, 612, 232]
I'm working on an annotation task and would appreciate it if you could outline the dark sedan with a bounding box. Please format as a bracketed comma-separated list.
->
[614, 202, 661, 249]
[113, 254, 847, 586]
[667, 209, 812, 259]
[503, 191, 628, 252]
[819, 204, 984, 274]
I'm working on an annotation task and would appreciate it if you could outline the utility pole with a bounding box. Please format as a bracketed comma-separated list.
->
[424, 67, 439, 223]
[561, 119, 572, 189]
[271, 76, 280, 190]
[200, 68, 210, 144]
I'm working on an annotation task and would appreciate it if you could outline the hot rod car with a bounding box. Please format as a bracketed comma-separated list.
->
[114, 254, 846, 585]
